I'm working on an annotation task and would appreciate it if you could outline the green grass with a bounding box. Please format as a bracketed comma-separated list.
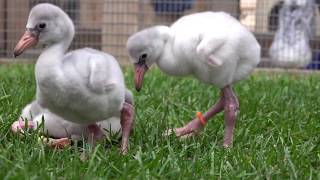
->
[0, 64, 319, 179]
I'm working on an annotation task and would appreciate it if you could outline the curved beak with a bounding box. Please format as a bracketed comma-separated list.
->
[134, 62, 148, 92]
[13, 30, 39, 57]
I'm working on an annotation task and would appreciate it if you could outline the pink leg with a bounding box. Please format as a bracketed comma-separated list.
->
[120, 101, 135, 154]
[40, 137, 71, 149]
[170, 85, 239, 147]
[222, 85, 239, 148]
[11, 120, 35, 134]
[11, 120, 72, 149]
[173, 92, 225, 137]
[87, 124, 105, 146]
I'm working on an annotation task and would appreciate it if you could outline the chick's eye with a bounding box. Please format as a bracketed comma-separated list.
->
[38, 23, 46, 30]
[141, 53, 147, 59]
[138, 53, 147, 64]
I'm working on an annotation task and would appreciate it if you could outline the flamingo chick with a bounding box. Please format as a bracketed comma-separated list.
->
[127, 12, 260, 147]
[13, 3, 134, 153]
[12, 93, 133, 148]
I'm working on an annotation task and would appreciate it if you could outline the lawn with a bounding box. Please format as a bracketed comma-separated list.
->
[0, 64, 319, 179]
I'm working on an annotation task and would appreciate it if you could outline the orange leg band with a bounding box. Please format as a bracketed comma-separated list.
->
[196, 111, 206, 126]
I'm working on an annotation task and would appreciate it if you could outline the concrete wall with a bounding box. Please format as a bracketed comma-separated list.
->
[192, 0, 239, 16]
[240, 0, 257, 31]
[79, 0, 103, 29]
[0, 1, 5, 55]
[102, 0, 155, 63]
[5, 0, 29, 56]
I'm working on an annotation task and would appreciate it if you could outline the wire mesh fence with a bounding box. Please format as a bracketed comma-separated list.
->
[0, 0, 319, 69]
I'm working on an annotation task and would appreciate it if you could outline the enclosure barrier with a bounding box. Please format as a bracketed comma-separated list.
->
[0, 0, 319, 69]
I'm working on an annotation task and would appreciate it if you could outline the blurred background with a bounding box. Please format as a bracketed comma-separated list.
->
[0, 0, 320, 69]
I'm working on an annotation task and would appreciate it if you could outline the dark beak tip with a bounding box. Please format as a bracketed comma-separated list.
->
[135, 87, 141, 92]
[13, 50, 21, 58]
